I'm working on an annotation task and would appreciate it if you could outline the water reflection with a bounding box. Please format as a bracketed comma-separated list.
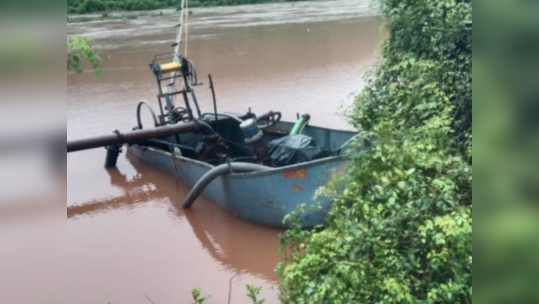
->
[67, 152, 281, 282]
[181, 196, 282, 282]
[67, 166, 181, 220]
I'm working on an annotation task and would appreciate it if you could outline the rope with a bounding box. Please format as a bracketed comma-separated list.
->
[169, 0, 185, 90]
[184, 0, 189, 57]
[173, 0, 186, 62]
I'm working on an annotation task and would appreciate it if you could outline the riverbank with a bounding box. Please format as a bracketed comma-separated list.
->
[67, 0, 317, 23]
[68, 0, 313, 16]
[67, 10, 179, 23]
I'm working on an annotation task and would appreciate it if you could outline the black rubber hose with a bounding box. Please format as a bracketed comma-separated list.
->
[136, 100, 159, 129]
[193, 119, 215, 135]
[181, 162, 270, 208]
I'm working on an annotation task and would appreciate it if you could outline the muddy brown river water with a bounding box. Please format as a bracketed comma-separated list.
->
[67, 1, 383, 303]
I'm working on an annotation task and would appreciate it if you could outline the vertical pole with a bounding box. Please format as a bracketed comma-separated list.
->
[104, 144, 122, 168]
[156, 96, 165, 125]
[172, 0, 186, 62]
[165, 95, 176, 124]
[168, 0, 186, 93]
[182, 91, 194, 121]
[209, 74, 219, 134]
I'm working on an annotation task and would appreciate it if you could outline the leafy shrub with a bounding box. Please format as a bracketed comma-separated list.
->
[278, 0, 472, 303]
[187, 286, 265, 304]
[246, 284, 265, 304]
[190, 287, 211, 304]
[78, 0, 106, 13]
[472, 2, 539, 303]
[125, 0, 160, 11]
[68, 0, 307, 12]
[105, 1, 122, 10]
[67, 35, 104, 76]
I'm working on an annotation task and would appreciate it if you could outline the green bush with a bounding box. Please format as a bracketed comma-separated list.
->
[278, 0, 472, 303]
[67, 35, 104, 76]
[125, 0, 160, 11]
[105, 1, 122, 10]
[473, 2, 539, 303]
[78, 0, 106, 13]
[68, 0, 304, 12]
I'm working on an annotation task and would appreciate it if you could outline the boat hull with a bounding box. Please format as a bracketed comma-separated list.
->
[129, 145, 349, 228]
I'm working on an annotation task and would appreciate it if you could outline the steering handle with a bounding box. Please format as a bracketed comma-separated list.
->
[256, 111, 282, 129]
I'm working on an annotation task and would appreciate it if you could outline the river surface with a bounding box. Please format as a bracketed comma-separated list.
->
[67, 1, 383, 303]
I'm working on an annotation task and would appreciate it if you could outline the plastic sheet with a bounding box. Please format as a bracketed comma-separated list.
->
[268, 134, 336, 167]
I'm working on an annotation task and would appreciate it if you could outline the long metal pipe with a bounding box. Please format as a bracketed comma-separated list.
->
[209, 74, 219, 132]
[201, 113, 244, 124]
[67, 121, 213, 153]
[181, 162, 270, 208]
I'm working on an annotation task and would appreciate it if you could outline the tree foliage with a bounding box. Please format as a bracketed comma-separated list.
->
[69, 0, 309, 14]
[124, 0, 161, 11]
[277, 1, 472, 303]
[473, 1, 539, 303]
[67, 35, 104, 76]
[78, 0, 107, 13]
